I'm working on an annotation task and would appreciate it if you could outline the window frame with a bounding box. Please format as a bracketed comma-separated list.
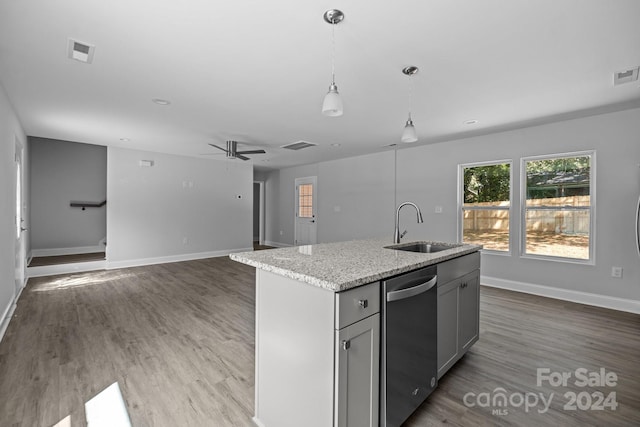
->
[458, 159, 513, 255]
[520, 150, 596, 265]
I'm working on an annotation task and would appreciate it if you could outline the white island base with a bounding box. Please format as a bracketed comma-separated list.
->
[253, 269, 380, 427]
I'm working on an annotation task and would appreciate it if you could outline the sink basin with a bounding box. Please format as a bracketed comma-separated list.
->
[385, 242, 462, 253]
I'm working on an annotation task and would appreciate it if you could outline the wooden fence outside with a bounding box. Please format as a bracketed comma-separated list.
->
[463, 196, 590, 234]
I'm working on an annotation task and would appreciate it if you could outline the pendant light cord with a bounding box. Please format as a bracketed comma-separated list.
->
[407, 75, 413, 120]
[331, 22, 336, 85]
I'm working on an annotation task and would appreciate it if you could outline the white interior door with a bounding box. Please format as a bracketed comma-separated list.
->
[294, 176, 317, 245]
[14, 139, 26, 296]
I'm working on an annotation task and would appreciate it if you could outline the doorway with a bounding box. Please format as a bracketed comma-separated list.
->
[294, 176, 317, 245]
[27, 138, 107, 270]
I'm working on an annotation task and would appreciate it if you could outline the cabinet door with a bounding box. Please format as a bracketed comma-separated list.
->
[437, 278, 460, 378]
[335, 313, 380, 427]
[459, 271, 480, 351]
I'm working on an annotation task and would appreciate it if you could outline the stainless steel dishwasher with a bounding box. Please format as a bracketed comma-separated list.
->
[380, 265, 438, 427]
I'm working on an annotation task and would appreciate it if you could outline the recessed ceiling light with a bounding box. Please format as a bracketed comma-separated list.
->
[463, 120, 478, 125]
[119, 137, 130, 142]
[331, 143, 341, 147]
[152, 98, 171, 105]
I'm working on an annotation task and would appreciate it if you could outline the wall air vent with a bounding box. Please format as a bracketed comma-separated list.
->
[281, 141, 318, 150]
[613, 67, 639, 86]
[67, 38, 95, 64]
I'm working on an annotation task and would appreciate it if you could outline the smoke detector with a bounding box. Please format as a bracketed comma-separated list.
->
[613, 67, 639, 86]
[67, 38, 95, 64]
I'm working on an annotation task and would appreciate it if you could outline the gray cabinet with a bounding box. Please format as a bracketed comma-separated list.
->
[459, 272, 479, 352]
[437, 277, 460, 377]
[334, 281, 380, 427]
[335, 313, 380, 427]
[437, 253, 480, 378]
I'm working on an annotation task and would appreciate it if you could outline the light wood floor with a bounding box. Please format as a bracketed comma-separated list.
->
[0, 257, 638, 426]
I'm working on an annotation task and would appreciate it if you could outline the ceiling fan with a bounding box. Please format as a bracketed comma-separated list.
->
[207, 140, 266, 161]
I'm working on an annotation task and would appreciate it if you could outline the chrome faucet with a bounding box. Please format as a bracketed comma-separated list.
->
[394, 202, 424, 243]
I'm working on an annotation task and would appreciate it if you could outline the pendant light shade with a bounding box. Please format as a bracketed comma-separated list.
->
[322, 10, 344, 117]
[401, 66, 419, 143]
[322, 83, 343, 116]
[401, 116, 418, 143]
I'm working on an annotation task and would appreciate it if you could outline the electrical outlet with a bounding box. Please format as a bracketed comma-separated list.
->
[611, 266, 623, 278]
[183, 237, 189, 245]
[435, 206, 443, 214]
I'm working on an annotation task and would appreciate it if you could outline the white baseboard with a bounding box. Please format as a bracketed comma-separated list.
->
[481, 276, 640, 314]
[26, 247, 254, 278]
[107, 247, 254, 270]
[0, 274, 27, 342]
[263, 241, 292, 248]
[31, 245, 105, 257]
[0, 300, 16, 344]
[28, 260, 107, 278]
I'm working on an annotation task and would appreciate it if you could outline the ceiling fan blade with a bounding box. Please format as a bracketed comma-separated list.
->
[208, 143, 228, 153]
[235, 153, 250, 161]
[237, 149, 266, 155]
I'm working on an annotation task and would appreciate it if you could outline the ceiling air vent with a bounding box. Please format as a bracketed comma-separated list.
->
[281, 141, 317, 150]
[613, 67, 639, 86]
[67, 38, 95, 64]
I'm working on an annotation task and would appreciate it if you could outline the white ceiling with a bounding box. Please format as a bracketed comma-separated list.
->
[1, 0, 639, 170]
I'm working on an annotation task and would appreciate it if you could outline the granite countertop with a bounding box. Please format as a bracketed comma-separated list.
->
[229, 238, 481, 292]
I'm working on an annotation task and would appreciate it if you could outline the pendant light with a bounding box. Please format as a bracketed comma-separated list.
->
[322, 9, 344, 117]
[401, 66, 419, 143]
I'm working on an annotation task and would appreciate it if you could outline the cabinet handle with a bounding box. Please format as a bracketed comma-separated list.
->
[460, 282, 467, 289]
[357, 299, 368, 309]
[341, 340, 350, 351]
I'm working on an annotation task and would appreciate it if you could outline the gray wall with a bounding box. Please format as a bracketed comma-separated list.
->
[29, 138, 106, 252]
[107, 147, 253, 265]
[263, 163, 319, 246]
[0, 84, 27, 327]
[262, 108, 640, 303]
[316, 152, 396, 243]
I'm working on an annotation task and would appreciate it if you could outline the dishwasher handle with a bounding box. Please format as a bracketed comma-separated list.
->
[386, 275, 437, 302]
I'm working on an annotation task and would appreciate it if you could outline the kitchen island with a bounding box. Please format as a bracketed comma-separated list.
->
[230, 238, 481, 427]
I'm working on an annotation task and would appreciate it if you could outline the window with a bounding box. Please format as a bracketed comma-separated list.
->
[459, 161, 511, 252]
[297, 183, 314, 218]
[521, 152, 594, 262]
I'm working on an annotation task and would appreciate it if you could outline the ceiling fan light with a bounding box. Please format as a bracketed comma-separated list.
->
[401, 119, 418, 143]
[322, 83, 343, 116]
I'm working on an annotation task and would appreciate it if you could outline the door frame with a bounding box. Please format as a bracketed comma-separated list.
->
[254, 180, 265, 245]
[14, 136, 26, 297]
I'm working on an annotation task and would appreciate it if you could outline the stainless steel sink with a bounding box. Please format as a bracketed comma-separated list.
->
[385, 242, 462, 253]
